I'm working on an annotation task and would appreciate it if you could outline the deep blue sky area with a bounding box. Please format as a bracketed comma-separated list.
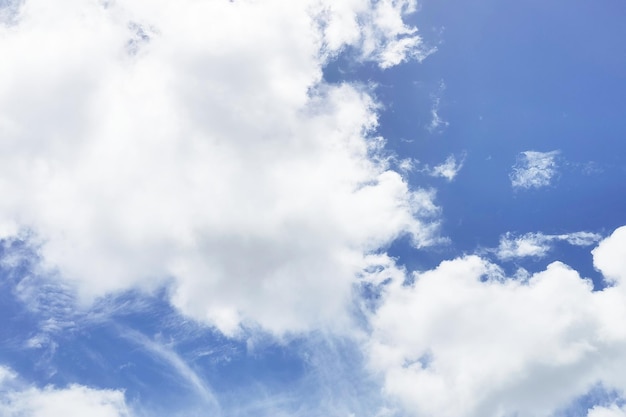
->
[352, 0, 626, 283]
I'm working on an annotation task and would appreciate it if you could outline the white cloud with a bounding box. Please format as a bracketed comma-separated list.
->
[118, 327, 219, 410]
[496, 231, 602, 260]
[588, 405, 626, 417]
[0, 366, 16, 384]
[593, 226, 626, 285]
[0, 367, 132, 417]
[428, 154, 464, 181]
[510, 150, 559, 189]
[426, 81, 448, 133]
[396, 157, 415, 174]
[366, 225, 626, 417]
[322, 0, 435, 68]
[1, 386, 131, 417]
[0, 0, 438, 336]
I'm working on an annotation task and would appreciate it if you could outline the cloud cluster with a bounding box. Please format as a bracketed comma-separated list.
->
[510, 150, 560, 189]
[496, 230, 602, 260]
[5, 2, 626, 417]
[0, 366, 131, 417]
[366, 226, 626, 417]
[0, 0, 437, 336]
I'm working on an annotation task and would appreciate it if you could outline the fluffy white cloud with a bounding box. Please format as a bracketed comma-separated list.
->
[366, 225, 626, 417]
[496, 230, 602, 260]
[588, 405, 626, 417]
[0, 367, 131, 417]
[593, 226, 626, 285]
[1, 386, 131, 417]
[510, 150, 559, 189]
[0, 0, 437, 336]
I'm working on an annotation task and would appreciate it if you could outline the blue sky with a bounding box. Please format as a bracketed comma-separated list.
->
[1, 1, 626, 416]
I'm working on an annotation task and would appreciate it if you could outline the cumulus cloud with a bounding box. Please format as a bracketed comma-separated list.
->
[0, 0, 438, 336]
[588, 405, 626, 417]
[593, 226, 626, 285]
[0, 367, 132, 417]
[496, 230, 602, 260]
[366, 225, 626, 417]
[510, 150, 559, 189]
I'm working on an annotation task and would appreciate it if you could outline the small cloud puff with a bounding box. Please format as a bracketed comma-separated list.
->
[408, 154, 465, 181]
[496, 231, 602, 260]
[510, 150, 559, 189]
[428, 154, 465, 181]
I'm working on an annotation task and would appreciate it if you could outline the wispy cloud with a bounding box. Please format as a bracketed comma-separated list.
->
[427, 80, 448, 133]
[407, 154, 465, 181]
[495, 231, 602, 260]
[0, 366, 16, 384]
[323, 1, 436, 68]
[510, 150, 560, 189]
[428, 154, 465, 181]
[117, 327, 220, 411]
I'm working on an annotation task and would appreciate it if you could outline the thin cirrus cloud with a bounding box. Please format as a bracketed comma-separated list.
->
[510, 150, 560, 189]
[496, 230, 603, 260]
[426, 81, 448, 133]
[399, 154, 464, 181]
[0, 0, 438, 336]
[117, 326, 220, 410]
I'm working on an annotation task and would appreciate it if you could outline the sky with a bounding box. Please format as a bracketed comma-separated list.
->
[1, 0, 626, 416]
